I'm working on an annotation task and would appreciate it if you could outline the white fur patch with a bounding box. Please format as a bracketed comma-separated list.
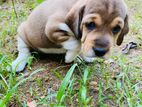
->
[9, 37, 31, 72]
[58, 23, 75, 36]
[61, 37, 81, 63]
[58, 23, 81, 62]
[61, 37, 81, 51]
[38, 48, 66, 54]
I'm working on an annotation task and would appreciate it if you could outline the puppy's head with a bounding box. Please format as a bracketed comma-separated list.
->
[66, 0, 129, 62]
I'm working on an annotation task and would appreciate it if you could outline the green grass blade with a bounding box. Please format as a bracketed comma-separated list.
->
[81, 86, 87, 103]
[83, 68, 89, 85]
[0, 74, 8, 90]
[57, 63, 77, 104]
[37, 0, 43, 4]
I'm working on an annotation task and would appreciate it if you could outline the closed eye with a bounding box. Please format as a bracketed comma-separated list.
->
[112, 26, 121, 34]
[85, 22, 96, 31]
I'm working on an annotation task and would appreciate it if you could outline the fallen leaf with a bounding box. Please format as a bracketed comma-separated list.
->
[27, 100, 37, 107]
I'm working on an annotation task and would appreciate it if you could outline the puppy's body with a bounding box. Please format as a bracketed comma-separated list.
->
[19, 0, 78, 50]
[11, 0, 129, 72]
[12, 0, 81, 72]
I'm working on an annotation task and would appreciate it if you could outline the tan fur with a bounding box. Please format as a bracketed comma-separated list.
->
[111, 17, 124, 28]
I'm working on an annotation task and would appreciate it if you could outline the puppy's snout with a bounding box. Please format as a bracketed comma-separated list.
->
[93, 47, 108, 57]
[93, 38, 109, 57]
[95, 38, 109, 47]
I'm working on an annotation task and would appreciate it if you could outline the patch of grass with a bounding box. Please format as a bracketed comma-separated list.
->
[0, 54, 44, 106]
[56, 63, 77, 106]
[78, 68, 91, 106]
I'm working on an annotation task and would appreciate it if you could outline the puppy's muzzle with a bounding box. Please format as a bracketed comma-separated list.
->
[93, 47, 108, 57]
[93, 38, 109, 57]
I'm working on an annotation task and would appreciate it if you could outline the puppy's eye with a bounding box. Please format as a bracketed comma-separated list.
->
[112, 26, 121, 34]
[85, 22, 96, 31]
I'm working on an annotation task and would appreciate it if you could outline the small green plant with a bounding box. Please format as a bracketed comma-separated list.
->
[78, 68, 91, 106]
[56, 63, 77, 106]
[0, 54, 44, 107]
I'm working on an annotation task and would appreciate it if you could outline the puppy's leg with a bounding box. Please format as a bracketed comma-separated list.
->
[11, 37, 31, 72]
[46, 21, 81, 63]
[62, 37, 81, 63]
[65, 50, 80, 63]
[58, 23, 81, 63]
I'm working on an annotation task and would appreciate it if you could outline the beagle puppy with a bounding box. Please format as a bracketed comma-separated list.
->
[11, 0, 129, 72]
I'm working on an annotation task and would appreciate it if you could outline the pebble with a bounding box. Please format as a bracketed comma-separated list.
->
[90, 81, 97, 87]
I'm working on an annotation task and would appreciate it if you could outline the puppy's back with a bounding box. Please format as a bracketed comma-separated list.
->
[18, 0, 78, 49]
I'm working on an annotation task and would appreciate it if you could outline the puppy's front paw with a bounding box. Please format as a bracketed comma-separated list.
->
[7, 59, 27, 73]
[12, 60, 27, 72]
[65, 58, 73, 63]
[82, 56, 95, 63]
[65, 51, 79, 63]
[65, 54, 74, 63]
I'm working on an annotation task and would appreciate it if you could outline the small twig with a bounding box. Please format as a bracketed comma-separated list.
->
[12, 0, 18, 19]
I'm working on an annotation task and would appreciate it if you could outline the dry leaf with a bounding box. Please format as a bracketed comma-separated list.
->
[27, 100, 37, 107]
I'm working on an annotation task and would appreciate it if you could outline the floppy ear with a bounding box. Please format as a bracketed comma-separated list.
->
[77, 6, 85, 38]
[117, 15, 129, 46]
[65, 1, 86, 39]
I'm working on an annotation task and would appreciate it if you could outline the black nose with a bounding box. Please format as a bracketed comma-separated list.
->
[93, 47, 107, 57]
